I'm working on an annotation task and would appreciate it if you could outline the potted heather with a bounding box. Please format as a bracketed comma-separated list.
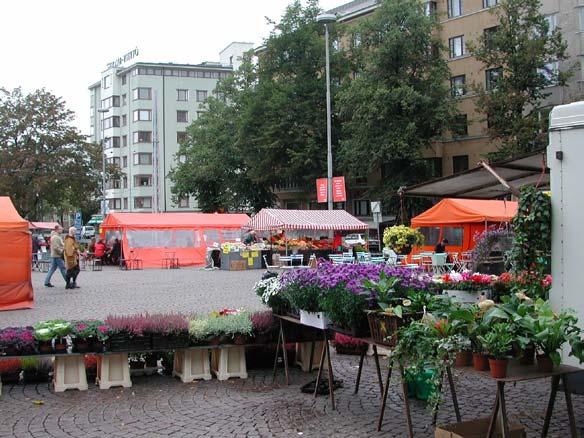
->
[104, 314, 152, 352]
[383, 225, 424, 255]
[142, 313, 190, 350]
[0, 326, 35, 356]
[477, 323, 514, 378]
[250, 310, 276, 343]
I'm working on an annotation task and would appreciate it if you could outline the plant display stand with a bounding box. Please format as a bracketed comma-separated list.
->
[53, 355, 88, 392]
[173, 349, 212, 382]
[96, 353, 132, 389]
[295, 341, 327, 372]
[211, 346, 247, 381]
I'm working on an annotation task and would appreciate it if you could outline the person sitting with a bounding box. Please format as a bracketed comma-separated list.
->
[434, 238, 449, 254]
[94, 239, 106, 259]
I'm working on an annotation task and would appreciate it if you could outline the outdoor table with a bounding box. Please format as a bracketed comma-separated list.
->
[465, 363, 581, 438]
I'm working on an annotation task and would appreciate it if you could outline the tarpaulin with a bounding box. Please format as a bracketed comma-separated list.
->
[0, 197, 33, 311]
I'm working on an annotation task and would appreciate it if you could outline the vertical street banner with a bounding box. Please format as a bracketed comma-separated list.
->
[316, 178, 328, 203]
[332, 176, 346, 202]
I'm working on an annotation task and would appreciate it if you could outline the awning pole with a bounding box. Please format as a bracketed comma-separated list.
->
[478, 161, 521, 197]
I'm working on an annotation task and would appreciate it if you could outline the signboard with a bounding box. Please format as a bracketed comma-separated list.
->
[332, 176, 346, 202]
[106, 48, 139, 70]
[74, 211, 82, 239]
[316, 178, 328, 203]
[371, 201, 382, 223]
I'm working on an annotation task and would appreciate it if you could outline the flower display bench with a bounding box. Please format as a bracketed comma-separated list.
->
[96, 353, 132, 389]
[53, 354, 88, 392]
[211, 346, 247, 381]
[173, 348, 212, 382]
[295, 341, 327, 372]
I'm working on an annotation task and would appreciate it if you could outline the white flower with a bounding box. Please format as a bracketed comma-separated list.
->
[402, 299, 412, 307]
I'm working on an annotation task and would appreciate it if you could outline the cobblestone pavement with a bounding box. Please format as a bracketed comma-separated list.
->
[2, 268, 265, 326]
[0, 352, 582, 437]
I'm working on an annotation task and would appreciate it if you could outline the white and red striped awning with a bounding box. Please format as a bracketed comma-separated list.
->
[243, 209, 369, 231]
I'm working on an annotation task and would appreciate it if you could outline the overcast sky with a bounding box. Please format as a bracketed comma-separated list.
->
[1, 0, 341, 136]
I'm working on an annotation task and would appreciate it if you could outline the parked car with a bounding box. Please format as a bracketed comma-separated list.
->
[82, 225, 95, 238]
[344, 234, 366, 246]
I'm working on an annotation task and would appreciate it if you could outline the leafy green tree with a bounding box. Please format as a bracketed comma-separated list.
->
[337, 0, 455, 209]
[469, 0, 570, 159]
[0, 87, 101, 220]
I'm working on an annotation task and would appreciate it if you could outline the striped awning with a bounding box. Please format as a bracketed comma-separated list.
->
[243, 209, 369, 231]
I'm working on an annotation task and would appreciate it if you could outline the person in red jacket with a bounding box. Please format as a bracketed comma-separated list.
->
[94, 239, 106, 258]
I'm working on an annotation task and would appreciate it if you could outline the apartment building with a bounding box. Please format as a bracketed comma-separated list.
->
[89, 44, 253, 213]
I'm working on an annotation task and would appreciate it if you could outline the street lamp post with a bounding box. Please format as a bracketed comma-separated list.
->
[317, 13, 337, 211]
[97, 108, 110, 216]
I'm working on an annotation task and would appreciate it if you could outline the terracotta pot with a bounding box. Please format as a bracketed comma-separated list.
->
[54, 341, 67, 354]
[74, 339, 90, 353]
[537, 354, 554, 373]
[4, 345, 19, 356]
[455, 350, 473, 367]
[233, 335, 247, 345]
[488, 358, 509, 379]
[519, 345, 535, 366]
[38, 341, 54, 354]
[472, 352, 490, 371]
[91, 339, 105, 353]
[208, 337, 220, 345]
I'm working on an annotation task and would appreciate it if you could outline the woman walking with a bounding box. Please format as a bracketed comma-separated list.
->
[64, 227, 80, 289]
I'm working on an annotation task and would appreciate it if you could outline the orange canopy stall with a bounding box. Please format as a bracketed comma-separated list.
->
[0, 197, 33, 310]
[410, 198, 518, 253]
[100, 212, 250, 268]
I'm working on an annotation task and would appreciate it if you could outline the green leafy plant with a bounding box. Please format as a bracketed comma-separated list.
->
[477, 323, 514, 359]
[33, 320, 71, 342]
[189, 318, 212, 342]
[284, 284, 323, 313]
[206, 312, 253, 339]
[363, 272, 406, 317]
[321, 286, 367, 329]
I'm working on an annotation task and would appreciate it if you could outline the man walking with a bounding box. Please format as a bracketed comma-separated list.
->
[64, 226, 80, 289]
[44, 225, 66, 287]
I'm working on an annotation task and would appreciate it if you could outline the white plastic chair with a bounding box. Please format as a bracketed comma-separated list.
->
[431, 253, 449, 275]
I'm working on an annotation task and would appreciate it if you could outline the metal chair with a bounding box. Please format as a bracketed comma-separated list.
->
[263, 254, 280, 271]
[328, 254, 344, 265]
[431, 253, 453, 275]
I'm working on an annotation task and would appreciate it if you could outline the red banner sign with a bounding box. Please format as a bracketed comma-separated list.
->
[332, 176, 346, 202]
[316, 178, 328, 203]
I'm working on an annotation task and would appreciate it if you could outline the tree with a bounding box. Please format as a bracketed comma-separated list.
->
[0, 87, 101, 220]
[469, 0, 570, 159]
[336, 0, 455, 210]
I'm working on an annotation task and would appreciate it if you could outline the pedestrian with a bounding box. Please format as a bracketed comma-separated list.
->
[44, 225, 67, 288]
[64, 227, 80, 289]
[111, 238, 121, 265]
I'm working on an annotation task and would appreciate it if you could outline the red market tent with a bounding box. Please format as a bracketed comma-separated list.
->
[29, 222, 60, 230]
[0, 197, 33, 311]
[243, 208, 369, 231]
[410, 198, 518, 253]
[100, 212, 250, 268]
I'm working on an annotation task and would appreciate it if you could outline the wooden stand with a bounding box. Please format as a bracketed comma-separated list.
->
[173, 349, 212, 382]
[96, 353, 132, 389]
[212, 346, 247, 381]
[295, 341, 327, 372]
[53, 355, 88, 392]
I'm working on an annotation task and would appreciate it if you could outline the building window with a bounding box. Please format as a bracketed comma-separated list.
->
[123, 197, 128, 209]
[106, 157, 121, 167]
[333, 202, 345, 210]
[101, 96, 120, 109]
[483, 0, 498, 7]
[133, 131, 152, 143]
[486, 67, 502, 91]
[424, 1, 437, 15]
[453, 155, 469, 173]
[102, 116, 120, 130]
[177, 89, 189, 101]
[196, 90, 207, 102]
[197, 111, 206, 118]
[484, 26, 498, 50]
[353, 200, 371, 216]
[178, 154, 187, 164]
[134, 175, 152, 187]
[177, 110, 188, 123]
[538, 61, 559, 85]
[104, 136, 120, 149]
[123, 175, 128, 189]
[133, 87, 152, 100]
[449, 36, 465, 58]
[426, 157, 443, 178]
[122, 156, 128, 168]
[121, 75, 127, 85]
[121, 114, 127, 126]
[133, 109, 152, 122]
[580, 8, 584, 31]
[286, 201, 300, 209]
[134, 197, 152, 209]
[102, 75, 112, 89]
[450, 75, 466, 97]
[177, 132, 187, 143]
[134, 153, 152, 165]
[108, 198, 121, 209]
[447, 0, 462, 18]
[545, 14, 557, 34]
[452, 114, 468, 136]
[178, 197, 189, 208]
[352, 32, 361, 48]
[122, 94, 127, 106]
[122, 135, 128, 147]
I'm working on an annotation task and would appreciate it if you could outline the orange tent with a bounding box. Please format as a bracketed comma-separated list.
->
[100, 212, 250, 268]
[0, 197, 33, 310]
[411, 198, 518, 253]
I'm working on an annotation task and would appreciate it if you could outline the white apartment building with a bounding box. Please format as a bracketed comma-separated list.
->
[89, 44, 252, 212]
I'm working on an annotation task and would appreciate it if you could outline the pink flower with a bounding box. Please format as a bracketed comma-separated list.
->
[542, 275, 552, 288]
[77, 323, 87, 331]
[97, 326, 109, 333]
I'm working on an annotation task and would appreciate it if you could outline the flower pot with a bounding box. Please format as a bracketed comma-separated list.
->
[54, 340, 68, 354]
[233, 335, 247, 345]
[519, 345, 535, 366]
[73, 339, 91, 353]
[473, 352, 490, 371]
[38, 341, 54, 354]
[3, 345, 19, 356]
[488, 358, 508, 379]
[537, 354, 554, 373]
[299, 310, 330, 330]
[91, 339, 105, 353]
[455, 350, 473, 367]
[208, 336, 221, 345]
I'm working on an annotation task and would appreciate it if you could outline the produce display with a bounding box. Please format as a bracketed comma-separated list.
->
[270, 237, 333, 250]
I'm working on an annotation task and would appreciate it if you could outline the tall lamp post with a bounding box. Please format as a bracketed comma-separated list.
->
[317, 13, 337, 211]
[97, 108, 110, 216]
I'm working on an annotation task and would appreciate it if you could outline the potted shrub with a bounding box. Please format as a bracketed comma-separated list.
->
[0, 358, 22, 384]
[21, 358, 51, 383]
[33, 320, 72, 354]
[383, 225, 424, 255]
[0, 326, 35, 356]
[105, 314, 152, 352]
[450, 305, 491, 370]
[477, 323, 514, 378]
[250, 310, 276, 343]
[143, 313, 190, 350]
[284, 282, 327, 329]
[321, 285, 369, 337]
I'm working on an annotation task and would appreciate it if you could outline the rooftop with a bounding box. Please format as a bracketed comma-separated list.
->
[328, 0, 379, 20]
